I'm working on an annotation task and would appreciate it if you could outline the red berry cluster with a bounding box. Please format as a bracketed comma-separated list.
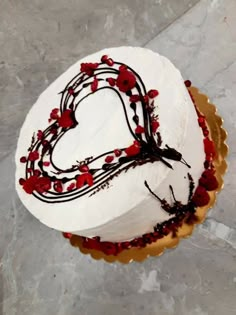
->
[186, 81, 218, 208]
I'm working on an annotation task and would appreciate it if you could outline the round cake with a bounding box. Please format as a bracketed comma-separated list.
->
[15, 47, 217, 252]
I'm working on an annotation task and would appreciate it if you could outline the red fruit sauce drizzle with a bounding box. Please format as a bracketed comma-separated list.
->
[17, 54, 218, 255]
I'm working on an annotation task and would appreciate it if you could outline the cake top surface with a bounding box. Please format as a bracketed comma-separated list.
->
[15, 46, 192, 232]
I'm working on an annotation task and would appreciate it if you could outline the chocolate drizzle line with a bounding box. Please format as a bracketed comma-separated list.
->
[21, 59, 191, 204]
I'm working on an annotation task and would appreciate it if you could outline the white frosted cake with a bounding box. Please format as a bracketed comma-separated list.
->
[15, 47, 218, 254]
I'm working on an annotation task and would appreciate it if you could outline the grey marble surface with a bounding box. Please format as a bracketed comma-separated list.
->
[1, 0, 236, 314]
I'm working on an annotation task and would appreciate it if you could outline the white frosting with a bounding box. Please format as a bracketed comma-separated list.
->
[15, 47, 205, 242]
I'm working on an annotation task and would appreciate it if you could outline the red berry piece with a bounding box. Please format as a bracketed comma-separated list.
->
[105, 155, 114, 163]
[67, 183, 75, 191]
[135, 125, 145, 134]
[198, 116, 205, 127]
[58, 109, 74, 128]
[76, 173, 94, 188]
[43, 161, 50, 167]
[20, 156, 27, 163]
[184, 80, 192, 87]
[28, 151, 39, 161]
[63, 232, 72, 239]
[125, 141, 140, 157]
[204, 137, 216, 157]
[199, 169, 218, 191]
[37, 130, 44, 140]
[34, 177, 51, 194]
[106, 58, 114, 66]
[151, 120, 160, 133]
[114, 149, 122, 157]
[79, 164, 89, 173]
[192, 186, 210, 207]
[116, 70, 136, 92]
[203, 129, 209, 137]
[34, 170, 41, 177]
[50, 108, 59, 120]
[100, 242, 117, 255]
[54, 180, 63, 193]
[129, 95, 140, 103]
[91, 77, 98, 92]
[101, 55, 108, 63]
[147, 89, 159, 98]
[106, 77, 116, 86]
[119, 64, 127, 71]
[19, 178, 25, 185]
[27, 168, 32, 173]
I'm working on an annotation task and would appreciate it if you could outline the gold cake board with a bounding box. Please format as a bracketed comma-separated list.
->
[65, 87, 228, 263]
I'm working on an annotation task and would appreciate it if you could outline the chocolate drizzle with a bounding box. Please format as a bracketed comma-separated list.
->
[20, 58, 191, 204]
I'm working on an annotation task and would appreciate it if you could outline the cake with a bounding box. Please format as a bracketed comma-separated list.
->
[15, 47, 217, 255]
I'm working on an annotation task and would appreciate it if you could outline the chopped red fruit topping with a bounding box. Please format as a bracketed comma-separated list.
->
[100, 242, 117, 255]
[68, 87, 74, 95]
[125, 141, 140, 157]
[106, 77, 116, 86]
[105, 155, 114, 163]
[203, 129, 209, 137]
[79, 164, 89, 173]
[63, 232, 72, 239]
[143, 94, 149, 104]
[37, 130, 44, 140]
[198, 116, 205, 126]
[43, 161, 50, 167]
[76, 173, 93, 188]
[129, 95, 141, 102]
[148, 89, 159, 98]
[80, 62, 99, 76]
[83, 238, 101, 251]
[199, 169, 218, 191]
[106, 58, 114, 66]
[33, 170, 41, 177]
[135, 125, 145, 134]
[23, 175, 51, 194]
[19, 178, 25, 185]
[204, 137, 215, 157]
[22, 176, 38, 193]
[121, 241, 131, 249]
[67, 182, 75, 191]
[101, 55, 108, 63]
[34, 177, 52, 194]
[184, 80, 192, 87]
[116, 70, 136, 92]
[27, 168, 32, 173]
[192, 186, 210, 207]
[58, 109, 74, 128]
[91, 77, 98, 92]
[119, 64, 127, 71]
[151, 120, 160, 133]
[54, 180, 63, 193]
[28, 151, 39, 161]
[20, 156, 27, 163]
[114, 149, 122, 157]
[50, 108, 59, 120]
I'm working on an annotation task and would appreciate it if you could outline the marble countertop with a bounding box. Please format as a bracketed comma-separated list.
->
[1, 0, 236, 314]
